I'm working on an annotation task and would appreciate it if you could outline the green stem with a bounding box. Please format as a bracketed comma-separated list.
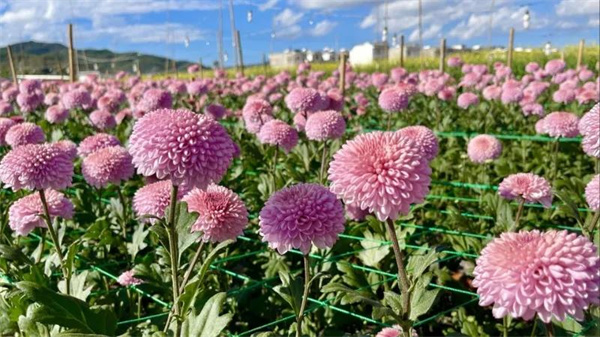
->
[385, 219, 411, 320]
[503, 316, 509, 337]
[387, 113, 393, 131]
[586, 212, 599, 237]
[545, 322, 555, 337]
[35, 228, 46, 264]
[39, 189, 70, 295]
[318, 143, 329, 184]
[530, 319, 538, 337]
[272, 146, 279, 177]
[117, 188, 128, 239]
[164, 185, 181, 337]
[179, 241, 205, 294]
[513, 199, 526, 231]
[550, 140, 559, 183]
[296, 254, 311, 337]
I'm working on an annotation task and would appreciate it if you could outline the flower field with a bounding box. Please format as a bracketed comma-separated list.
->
[0, 54, 599, 337]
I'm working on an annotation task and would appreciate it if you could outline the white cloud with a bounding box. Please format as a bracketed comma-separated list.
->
[556, 0, 600, 16]
[295, 0, 373, 10]
[589, 18, 600, 27]
[258, 0, 278, 11]
[409, 24, 442, 42]
[310, 20, 337, 36]
[272, 8, 304, 39]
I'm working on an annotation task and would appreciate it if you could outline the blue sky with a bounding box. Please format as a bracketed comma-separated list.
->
[0, 0, 598, 66]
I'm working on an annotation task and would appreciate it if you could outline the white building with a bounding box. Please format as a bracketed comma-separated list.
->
[269, 49, 305, 68]
[349, 42, 388, 65]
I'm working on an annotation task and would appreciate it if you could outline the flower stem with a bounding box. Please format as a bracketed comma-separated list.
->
[165, 185, 181, 337]
[296, 254, 311, 337]
[586, 212, 599, 237]
[530, 319, 538, 337]
[179, 241, 205, 294]
[503, 316, 509, 337]
[35, 228, 45, 264]
[550, 140, 559, 183]
[387, 113, 393, 131]
[385, 219, 411, 320]
[39, 189, 70, 295]
[513, 199, 526, 231]
[117, 188, 128, 239]
[319, 143, 329, 184]
[272, 146, 279, 176]
[545, 322, 555, 337]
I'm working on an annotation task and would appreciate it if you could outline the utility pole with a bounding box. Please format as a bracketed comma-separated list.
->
[228, 0, 239, 69]
[217, 0, 224, 68]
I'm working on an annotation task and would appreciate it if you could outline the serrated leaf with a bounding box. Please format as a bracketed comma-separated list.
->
[179, 292, 232, 337]
[383, 291, 403, 316]
[407, 249, 438, 280]
[358, 230, 390, 267]
[409, 274, 440, 321]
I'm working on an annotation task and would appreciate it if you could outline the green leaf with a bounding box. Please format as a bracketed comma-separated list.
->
[383, 291, 403, 316]
[127, 224, 149, 261]
[273, 272, 304, 316]
[179, 292, 232, 337]
[554, 190, 584, 227]
[0, 244, 32, 265]
[174, 202, 201, 263]
[58, 271, 93, 301]
[406, 249, 438, 280]
[357, 230, 390, 267]
[409, 273, 440, 321]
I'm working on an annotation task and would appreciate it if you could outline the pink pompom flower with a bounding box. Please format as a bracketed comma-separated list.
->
[62, 89, 92, 110]
[544, 59, 566, 75]
[183, 184, 249, 243]
[137, 89, 172, 112]
[378, 87, 409, 113]
[376, 326, 418, 337]
[89, 109, 116, 130]
[473, 230, 600, 323]
[128, 108, 237, 188]
[259, 183, 345, 254]
[257, 119, 299, 153]
[82, 146, 134, 188]
[0, 118, 16, 146]
[585, 174, 599, 211]
[538, 112, 579, 138]
[117, 270, 143, 286]
[78, 133, 121, 157]
[305, 110, 346, 141]
[498, 173, 552, 208]
[242, 98, 274, 134]
[457, 92, 479, 109]
[285, 87, 328, 113]
[397, 126, 439, 162]
[133, 180, 188, 223]
[8, 189, 74, 236]
[204, 104, 227, 120]
[328, 131, 431, 221]
[5, 122, 45, 147]
[467, 135, 502, 164]
[45, 105, 69, 124]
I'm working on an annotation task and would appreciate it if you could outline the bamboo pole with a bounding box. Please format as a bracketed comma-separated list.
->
[577, 39, 585, 69]
[399, 34, 405, 67]
[439, 38, 446, 72]
[67, 24, 76, 83]
[236, 30, 244, 76]
[6, 45, 18, 86]
[507, 27, 514, 69]
[339, 53, 347, 98]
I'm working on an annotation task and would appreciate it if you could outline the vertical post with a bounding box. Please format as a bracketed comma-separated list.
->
[577, 39, 584, 69]
[236, 30, 244, 76]
[199, 58, 203, 79]
[439, 38, 446, 72]
[507, 27, 514, 69]
[6, 46, 18, 86]
[262, 54, 268, 75]
[339, 53, 347, 99]
[67, 24, 76, 83]
[165, 57, 169, 75]
[399, 34, 405, 67]
[561, 49, 565, 61]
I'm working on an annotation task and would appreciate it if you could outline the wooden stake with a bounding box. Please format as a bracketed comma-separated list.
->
[439, 38, 446, 72]
[67, 24, 76, 83]
[339, 53, 347, 98]
[577, 39, 584, 69]
[6, 45, 18, 86]
[507, 27, 514, 69]
[399, 35, 405, 67]
[199, 58, 203, 79]
[236, 30, 244, 76]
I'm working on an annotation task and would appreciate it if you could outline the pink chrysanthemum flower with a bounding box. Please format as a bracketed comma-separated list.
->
[585, 175, 599, 211]
[204, 104, 227, 120]
[89, 109, 116, 130]
[328, 131, 431, 221]
[0, 143, 74, 191]
[376, 326, 418, 337]
[552, 89, 576, 104]
[187, 81, 207, 96]
[538, 112, 579, 138]
[397, 126, 439, 162]
[183, 184, 249, 243]
[501, 87, 523, 104]
[53, 140, 78, 160]
[45, 105, 69, 124]
[544, 59, 566, 75]
[579, 103, 599, 137]
[16, 92, 42, 113]
[5, 122, 45, 147]
[82, 146, 134, 188]
[467, 135, 502, 164]
[62, 89, 92, 110]
[242, 98, 274, 134]
[498, 173, 552, 208]
[128, 108, 236, 188]
[117, 270, 143, 286]
[8, 189, 74, 236]
[2, 87, 18, 102]
[305, 110, 346, 141]
[473, 230, 600, 323]
[133, 180, 188, 222]
[137, 89, 172, 112]
[345, 204, 369, 221]
[187, 64, 200, 74]
[378, 87, 409, 113]
[259, 183, 345, 254]
[582, 132, 599, 158]
[457, 92, 479, 109]
[0, 101, 13, 116]
[285, 87, 328, 113]
[525, 62, 539, 73]
[77, 133, 121, 157]
[447, 56, 463, 68]
[0, 118, 16, 146]
[257, 119, 299, 153]
[521, 103, 544, 117]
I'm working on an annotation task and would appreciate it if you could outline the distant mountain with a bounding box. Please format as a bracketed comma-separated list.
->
[0, 41, 198, 77]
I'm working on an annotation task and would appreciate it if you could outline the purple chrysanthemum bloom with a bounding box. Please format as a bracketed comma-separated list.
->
[0, 143, 73, 191]
[257, 119, 299, 153]
[183, 184, 249, 243]
[5, 122, 45, 147]
[242, 98, 274, 134]
[2, 87, 18, 102]
[45, 105, 69, 124]
[0, 101, 13, 116]
[89, 109, 116, 130]
[117, 270, 143, 286]
[129, 108, 236, 188]
[473, 230, 600, 323]
[457, 92, 479, 109]
[328, 131, 431, 221]
[8, 189, 74, 236]
[62, 89, 92, 110]
[204, 104, 227, 120]
[0, 118, 16, 146]
[585, 175, 599, 211]
[467, 135, 503, 164]
[545, 59, 566, 75]
[82, 146, 134, 188]
[538, 112, 579, 138]
[397, 126, 439, 162]
[78, 133, 121, 157]
[133, 180, 188, 223]
[259, 183, 345, 254]
[97, 95, 120, 113]
[137, 89, 172, 112]
[345, 203, 369, 221]
[53, 140, 78, 160]
[498, 173, 552, 208]
[16, 92, 41, 114]
[305, 110, 346, 141]
[378, 87, 409, 113]
[285, 87, 328, 113]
